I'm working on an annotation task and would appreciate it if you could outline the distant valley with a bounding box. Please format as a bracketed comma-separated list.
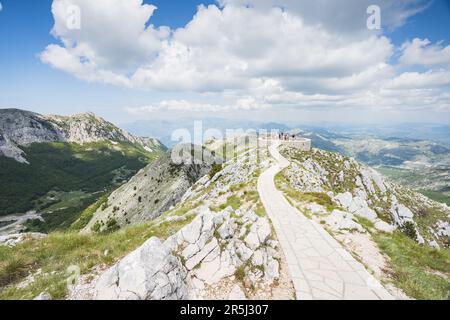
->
[124, 119, 450, 204]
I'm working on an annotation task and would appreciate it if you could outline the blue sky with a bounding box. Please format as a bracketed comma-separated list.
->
[0, 0, 449, 125]
[0, 0, 216, 120]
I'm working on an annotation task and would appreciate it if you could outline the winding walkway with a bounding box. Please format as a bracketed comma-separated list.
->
[257, 141, 394, 300]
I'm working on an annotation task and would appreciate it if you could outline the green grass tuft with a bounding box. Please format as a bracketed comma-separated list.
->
[375, 231, 450, 300]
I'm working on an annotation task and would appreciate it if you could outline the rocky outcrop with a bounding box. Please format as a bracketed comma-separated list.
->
[84, 146, 218, 232]
[0, 109, 64, 163]
[0, 232, 47, 247]
[0, 108, 164, 163]
[90, 206, 282, 300]
[94, 237, 188, 300]
[281, 147, 450, 248]
[333, 192, 378, 222]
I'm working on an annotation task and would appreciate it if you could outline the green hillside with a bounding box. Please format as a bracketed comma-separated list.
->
[0, 141, 163, 222]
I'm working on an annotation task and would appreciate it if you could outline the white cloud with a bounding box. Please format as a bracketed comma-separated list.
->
[400, 38, 450, 66]
[132, 5, 394, 93]
[40, 44, 132, 86]
[126, 97, 270, 114]
[40, 0, 449, 116]
[386, 69, 450, 89]
[41, 0, 169, 77]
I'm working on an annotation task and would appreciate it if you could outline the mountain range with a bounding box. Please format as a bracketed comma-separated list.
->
[123, 118, 450, 204]
[0, 109, 448, 301]
[0, 109, 166, 232]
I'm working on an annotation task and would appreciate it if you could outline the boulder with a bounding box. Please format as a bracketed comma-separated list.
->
[94, 237, 188, 300]
[195, 248, 236, 284]
[397, 204, 414, 219]
[264, 257, 280, 283]
[306, 203, 325, 214]
[428, 240, 440, 249]
[251, 249, 267, 266]
[354, 205, 378, 222]
[235, 241, 253, 262]
[0, 233, 47, 247]
[436, 220, 450, 238]
[334, 192, 378, 222]
[185, 238, 219, 271]
[374, 220, 395, 233]
[244, 228, 261, 250]
[218, 219, 236, 240]
[334, 192, 353, 208]
[256, 219, 272, 244]
[325, 210, 365, 233]
[228, 285, 246, 300]
[34, 292, 52, 300]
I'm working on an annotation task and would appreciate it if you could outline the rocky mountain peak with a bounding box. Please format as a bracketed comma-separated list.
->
[0, 108, 163, 163]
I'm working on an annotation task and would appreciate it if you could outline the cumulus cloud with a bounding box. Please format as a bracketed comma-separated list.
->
[40, 44, 132, 86]
[41, 0, 169, 82]
[131, 4, 394, 93]
[40, 0, 449, 115]
[126, 97, 270, 114]
[387, 69, 450, 89]
[400, 38, 450, 66]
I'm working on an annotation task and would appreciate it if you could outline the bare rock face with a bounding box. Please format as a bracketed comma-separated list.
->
[84, 146, 217, 232]
[281, 147, 450, 248]
[0, 232, 47, 247]
[0, 108, 164, 163]
[94, 237, 188, 300]
[92, 206, 281, 300]
[333, 192, 378, 222]
[0, 109, 64, 163]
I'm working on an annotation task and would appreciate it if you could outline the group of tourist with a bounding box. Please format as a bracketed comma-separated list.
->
[278, 132, 297, 141]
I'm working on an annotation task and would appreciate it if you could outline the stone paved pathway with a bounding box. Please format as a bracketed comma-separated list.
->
[257, 141, 394, 300]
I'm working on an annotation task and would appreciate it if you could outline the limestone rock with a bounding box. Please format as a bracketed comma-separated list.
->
[195, 248, 237, 284]
[251, 249, 267, 266]
[397, 204, 414, 219]
[256, 219, 272, 244]
[0, 232, 47, 247]
[228, 285, 246, 300]
[244, 228, 261, 250]
[218, 219, 236, 240]
[428, 240, 440, 249]
[436, 220, 450, 238]
[264, 257, 280, 283]
[334, 193, 377, 222]
[325, 210, 365, 233]
[306, 203, 325, 214]
[34, 292, 52, 300]
[374, 220, 395, 233]
[94, 237, 188, 300]
[185, 238, 219, 271]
